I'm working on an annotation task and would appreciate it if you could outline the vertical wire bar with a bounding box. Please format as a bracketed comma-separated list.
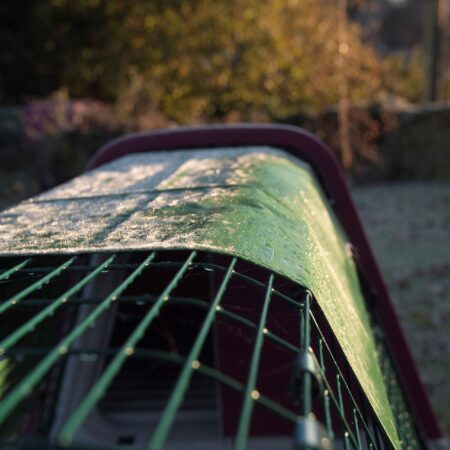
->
[318, 338, 325, 371]
[58, 251, 196, 447]
[324, 392, 334, 439]
[353, 408, 363, 450]
[303, 293, 311, 350]
[337, 374, 351, 450]
[0, 256, 116, 354]
[0, 258, 32, 281]
[0, 257, 76, 315]
[293, 292, 313, 450]
[341, 355, 379, 450]
[234, 274, 274, 450]
[302, 293, 312, 417]
[0, 252, 156, 424]
[336, 374, 358, 450]
[337, 374, 344, 416]
[300, 302, 305, 349]
[311, 311, 379, 450]
[148, 257, 236, 450]
[306, 346, 360, 450]
[319, 338, 334, 440]
[344, 432, 351, 450]
[343, 352, 367, 450]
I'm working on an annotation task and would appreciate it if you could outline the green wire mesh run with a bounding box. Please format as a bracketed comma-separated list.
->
[0, 250, 424, 450]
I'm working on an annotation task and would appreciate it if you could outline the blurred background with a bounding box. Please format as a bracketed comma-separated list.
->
[0, 0, 449, 437]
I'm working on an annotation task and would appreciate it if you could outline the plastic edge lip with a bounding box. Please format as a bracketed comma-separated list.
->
[86, 123, 442, 440]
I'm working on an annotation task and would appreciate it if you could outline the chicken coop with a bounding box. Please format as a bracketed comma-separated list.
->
[0, 125, 442, 450]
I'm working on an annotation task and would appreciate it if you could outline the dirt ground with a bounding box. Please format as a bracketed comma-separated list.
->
[353, 181, 450, 436]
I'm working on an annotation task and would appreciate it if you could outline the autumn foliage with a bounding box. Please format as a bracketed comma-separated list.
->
[0, 0, 416, 122]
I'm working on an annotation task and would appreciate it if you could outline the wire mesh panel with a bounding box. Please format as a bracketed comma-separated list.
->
[0, 250, 424, 450]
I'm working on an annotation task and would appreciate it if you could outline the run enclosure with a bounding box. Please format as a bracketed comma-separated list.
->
[0, 125, 442, 450]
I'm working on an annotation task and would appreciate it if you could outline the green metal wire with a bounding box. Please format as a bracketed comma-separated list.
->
[148, 258, 237, 450]
[199, 364, 298, 425]
[319, 339, 334, 440]
[313, 363, 363, 450]
[0, 257, 76, 315]
[324, 391, 334, 440]
[2, 300, 301, 360]
[132, 349, 298, 425]
[337, 374, 349, 434]
[234, 274, 274, 450]
[0, 251, 425, 450]
[353, 408, 363, 450]
[0, 258, 32, 282]
[0, 252, 155, 425]
[344, 431, 351, 450]
[300, 293, 312, 418]
[0, 256, 116, 354]
[2, 344, 297, 427]
[311, 310, 380, 450]
[58, 251, 196, 447]
[302, 293, 311, 350]
[93, 348, 299, 424]
[0, 261, 303, 312]
[220, 306, 299, 353]
[316, 357, 370, 450]
[148, 257, 236, 450]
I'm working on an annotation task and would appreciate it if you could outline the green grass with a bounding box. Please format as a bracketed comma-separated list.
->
[353, 181, 450, 435]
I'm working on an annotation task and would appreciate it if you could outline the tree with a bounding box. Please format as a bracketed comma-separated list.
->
[0, 0, 390, 120]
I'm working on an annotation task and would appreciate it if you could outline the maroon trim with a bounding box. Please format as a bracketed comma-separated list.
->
[87, 124, 442, 439]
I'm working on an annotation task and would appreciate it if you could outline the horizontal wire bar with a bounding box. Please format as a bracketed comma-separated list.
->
[0, 257, 76, 315]
[0, 294, 204, 307]
[58, 251, 196, 447]
[74, 348, 298, 424]
[235, 274, 274, 450]
[89, 348, 298, 423]
[2, 348, 297, 441]
[148, 257, 236, 450]
[9, 260, 218, 274]
[1, 301, 301, 359]
[35, 348, 298, 447]
[0, 256, 116, 354]
[0, 252, 156, 424]
[199, 359, 298, 425]
[7, 262, 151, 273]
[4, 260, 304, 308]
[220, 306, 300, 352]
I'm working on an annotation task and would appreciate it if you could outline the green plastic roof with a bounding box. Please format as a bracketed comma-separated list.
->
[0, 146, 400, 449]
